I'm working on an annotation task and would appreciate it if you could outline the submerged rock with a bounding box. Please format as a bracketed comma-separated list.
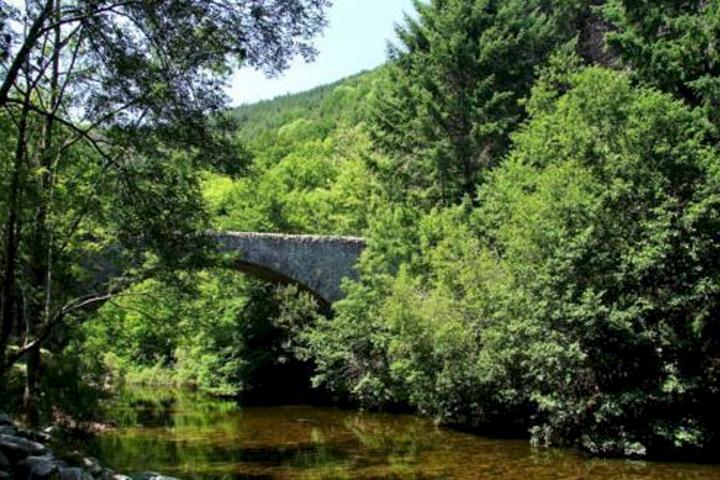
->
[130, 472, 160, 480]
[58, 467, 92, 480]
[98, 468, 116, 480]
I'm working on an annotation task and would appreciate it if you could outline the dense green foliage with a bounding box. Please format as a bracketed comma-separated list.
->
[83, 273, 318, 400]
[312, 66, 720, 456]
[299, 0, 720, 458]
[210, 72, 381, 235]
[604, 0, 720, 127]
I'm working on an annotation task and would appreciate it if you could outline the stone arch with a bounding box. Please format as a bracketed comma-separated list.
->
[84, 232, 366, 312]
[214, 232, 365, 307]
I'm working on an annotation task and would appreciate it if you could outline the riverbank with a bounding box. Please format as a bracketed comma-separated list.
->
[0, 412, 174, 480]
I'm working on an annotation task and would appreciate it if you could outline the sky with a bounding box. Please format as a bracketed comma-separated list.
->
[226, 0, 416, 106]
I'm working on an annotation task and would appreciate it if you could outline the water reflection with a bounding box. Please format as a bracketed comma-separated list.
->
[86, 388, 720, 480]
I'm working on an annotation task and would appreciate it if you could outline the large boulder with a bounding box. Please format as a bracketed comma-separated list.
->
[0, 435, 47, 462]
[15, 430, 50, 445]
[0, 415, 12, 427]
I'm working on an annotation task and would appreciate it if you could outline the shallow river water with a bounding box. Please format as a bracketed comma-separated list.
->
[85, 388, 720, 480]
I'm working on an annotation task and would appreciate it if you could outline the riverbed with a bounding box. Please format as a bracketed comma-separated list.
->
[83, 388, 720, 479]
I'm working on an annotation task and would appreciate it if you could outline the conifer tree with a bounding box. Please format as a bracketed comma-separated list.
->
[369, 0, 589, 206]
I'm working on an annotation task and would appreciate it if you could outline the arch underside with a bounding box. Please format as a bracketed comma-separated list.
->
[233, 260, 333, 313]
[216, 232, 365, 307]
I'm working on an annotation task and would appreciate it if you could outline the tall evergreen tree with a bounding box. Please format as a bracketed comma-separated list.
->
[369, 0, 590, 207]
[604, 0, 720, 128]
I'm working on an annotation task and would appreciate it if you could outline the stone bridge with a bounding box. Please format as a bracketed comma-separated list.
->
[85, 232, 365, 311]
[214, 232, 365, 305]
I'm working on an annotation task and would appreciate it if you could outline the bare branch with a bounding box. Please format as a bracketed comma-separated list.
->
[36, 0, 143, 35]
[0, 0, 55, 107]
[1, 289, 152, 369]
[4, 97, 113, 159]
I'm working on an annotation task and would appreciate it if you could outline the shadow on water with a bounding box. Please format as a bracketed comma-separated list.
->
[82, 387, 720, 480]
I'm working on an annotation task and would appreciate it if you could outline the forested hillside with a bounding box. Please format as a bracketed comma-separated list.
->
[208, 70, 381, 235]
[2, 0, 720, 463]
[231, 71, 370, 142]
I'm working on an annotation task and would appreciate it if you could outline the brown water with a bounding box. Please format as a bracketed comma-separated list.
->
[86, 388, 720, 480]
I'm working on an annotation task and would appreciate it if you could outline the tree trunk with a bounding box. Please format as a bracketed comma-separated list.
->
[0, 0, 54, 107]
[0, 95, 31, 380]
[23, 0, 62, 421]
[23, 344, 41, 426]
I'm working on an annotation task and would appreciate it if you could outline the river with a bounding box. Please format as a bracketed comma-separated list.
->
[83, 388, 720, 480]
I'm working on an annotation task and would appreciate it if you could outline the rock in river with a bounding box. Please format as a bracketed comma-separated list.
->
[59, 467, 93, 480]
[80, 458, 102, 477]
[132, 472, 179, 480]
[110, 475, 132, 480]
[17, 455, 58, 480]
